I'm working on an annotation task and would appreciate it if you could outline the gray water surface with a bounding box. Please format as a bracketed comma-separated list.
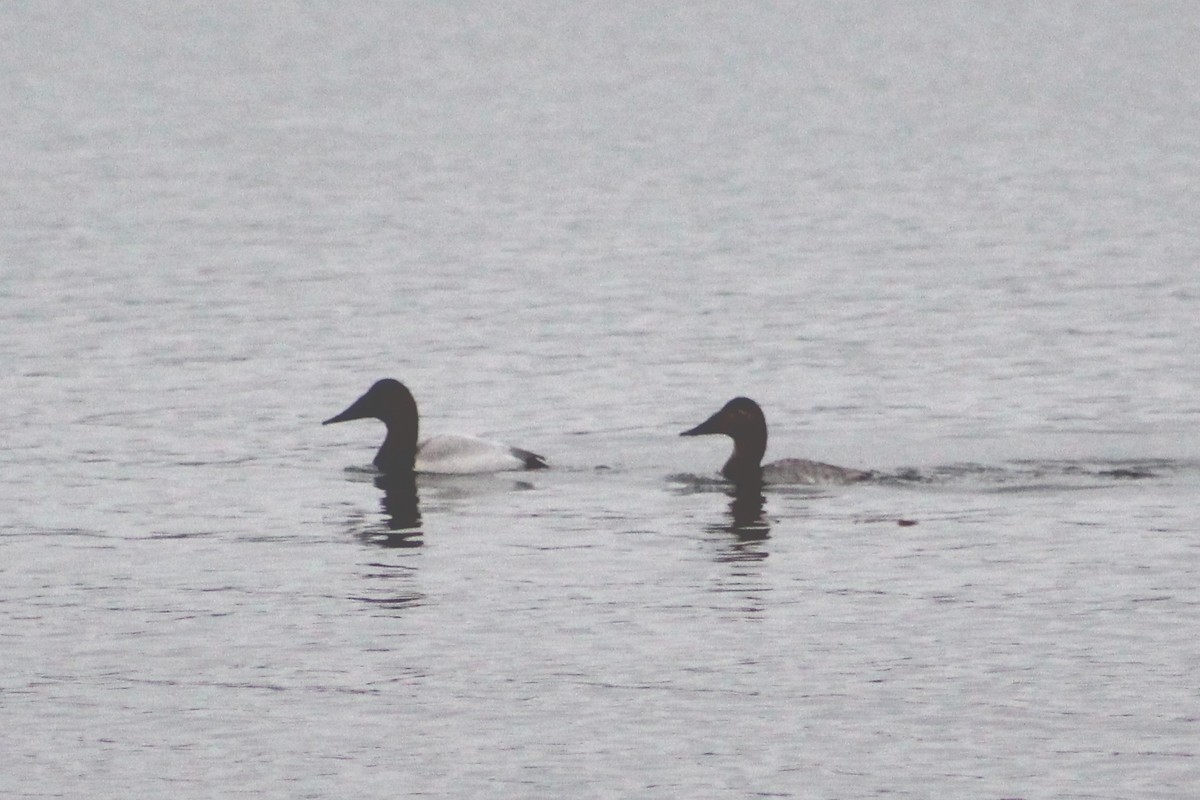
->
[3, 4, 1199, 798]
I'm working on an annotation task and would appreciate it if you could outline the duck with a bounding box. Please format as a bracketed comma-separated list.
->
[680, 397, 870, 486]
[323, 379, 547, 474]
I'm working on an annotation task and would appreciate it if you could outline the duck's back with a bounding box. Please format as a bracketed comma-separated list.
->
[416, 435, 546, 474]
[763, 458, 872, 485]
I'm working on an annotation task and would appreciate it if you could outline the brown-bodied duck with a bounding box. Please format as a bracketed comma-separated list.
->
[681, 396, 870, 485]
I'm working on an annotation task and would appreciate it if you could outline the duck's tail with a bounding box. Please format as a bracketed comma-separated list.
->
[512, 447, 549, 470]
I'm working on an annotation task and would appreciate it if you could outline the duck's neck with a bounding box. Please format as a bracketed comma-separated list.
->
[374, 419, 418, 473]
[721, 435, 767, 485]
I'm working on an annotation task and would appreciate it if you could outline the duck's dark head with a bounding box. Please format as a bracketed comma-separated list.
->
[680, 396, 769, 482]
[680, 397, 767, 442]
[324, 379, 417, 427]
[324, 379, 419, 472]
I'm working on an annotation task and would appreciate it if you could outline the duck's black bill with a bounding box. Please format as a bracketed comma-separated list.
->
[322, 395, 372, 425]
[680, 413, 721, 437]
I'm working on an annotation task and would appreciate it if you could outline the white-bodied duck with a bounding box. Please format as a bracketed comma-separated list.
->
[324, 379, 547, 474]
[681, 396, 870, 485]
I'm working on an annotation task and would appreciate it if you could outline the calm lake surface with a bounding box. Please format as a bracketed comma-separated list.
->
[3, 3, 1199, 798]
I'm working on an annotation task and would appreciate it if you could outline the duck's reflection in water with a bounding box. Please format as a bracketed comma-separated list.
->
[360, 472, 424, 549]
[708, 486, 771, 562]
[343, 473, 426, 612]
[700, 486, 772, 618]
